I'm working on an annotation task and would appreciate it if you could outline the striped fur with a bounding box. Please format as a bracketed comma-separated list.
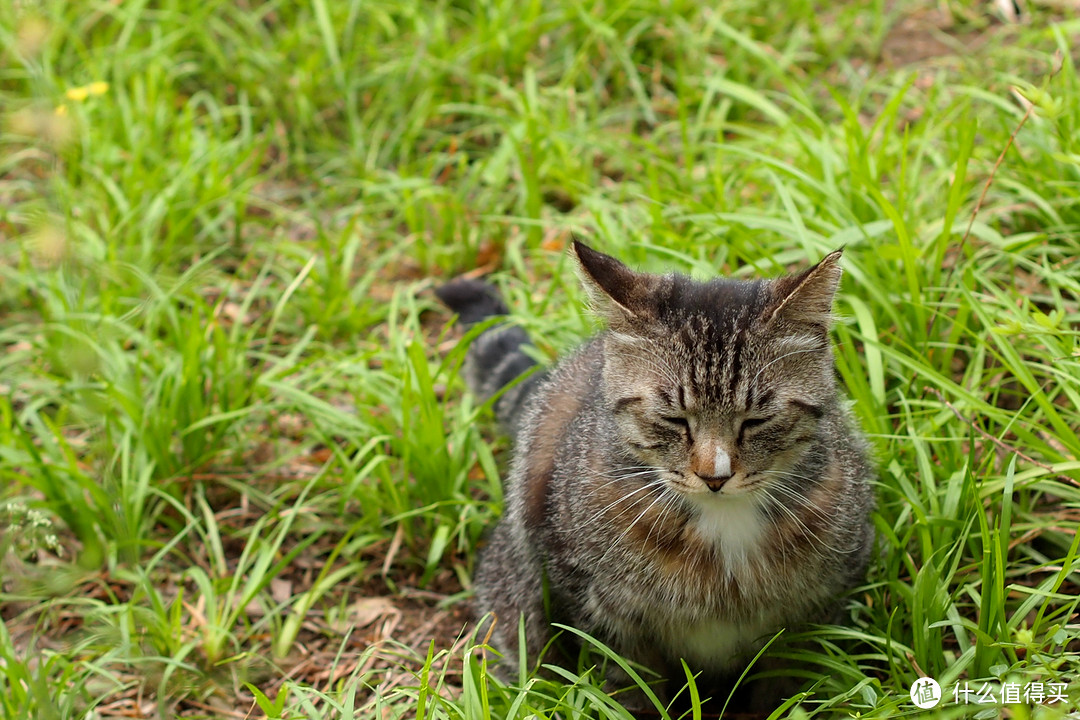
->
[437, 243, 875, 711]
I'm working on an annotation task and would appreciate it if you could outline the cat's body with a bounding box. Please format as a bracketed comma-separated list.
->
[437, 242, 875, 707]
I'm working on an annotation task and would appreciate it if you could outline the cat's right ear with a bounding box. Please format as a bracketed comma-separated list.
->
[763, 248, 843, 328]
[572, 240, 658, 328]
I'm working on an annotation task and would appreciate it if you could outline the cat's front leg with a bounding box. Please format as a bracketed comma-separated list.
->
[473, 525, 555, 675]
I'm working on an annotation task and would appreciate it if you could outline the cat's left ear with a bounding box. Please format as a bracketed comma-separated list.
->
[763, 249, 843, 328]
[572, 240, 660, 327]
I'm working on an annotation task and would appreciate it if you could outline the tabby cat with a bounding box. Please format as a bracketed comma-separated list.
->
[436, 241, 875, 709]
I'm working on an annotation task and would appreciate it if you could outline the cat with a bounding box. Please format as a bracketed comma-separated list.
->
[436, 240, 875, 710]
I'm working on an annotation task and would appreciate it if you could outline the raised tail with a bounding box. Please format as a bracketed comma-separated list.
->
[435, 279, 547, 437]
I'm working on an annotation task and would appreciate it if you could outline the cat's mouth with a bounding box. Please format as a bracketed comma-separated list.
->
[663, 469, 756, 497]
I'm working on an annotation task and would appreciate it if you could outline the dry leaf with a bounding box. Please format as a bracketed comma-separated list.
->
[349, 596, 399, 629]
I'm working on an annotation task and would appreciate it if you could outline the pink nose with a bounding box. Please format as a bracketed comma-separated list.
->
[697, 473, 731, 492]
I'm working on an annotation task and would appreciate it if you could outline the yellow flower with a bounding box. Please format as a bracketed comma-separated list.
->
[64, 82, 108, 102]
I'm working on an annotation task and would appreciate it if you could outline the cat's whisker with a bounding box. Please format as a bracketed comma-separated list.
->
[757, 484, 856, 556]
[758, 468, 821, 485]
[755, 474, 838, 526]
[592, 478, 667, 518]
[601, 489, 671, 566]
[750, 345, 828, 385]
[585, 477, 667, 526]
[757, 486, 825, 555]
[615, 340, 684, 388]
[585, 464, 659, 477]
[755, 480, 836, 533]
[632, 350, 683, 389]
[752, 469, 830, 505]
[747, 487, 790, 566]
[585, 467, 660, 483]
[642, 491, 681, 551]
[580, 468, 662, 499]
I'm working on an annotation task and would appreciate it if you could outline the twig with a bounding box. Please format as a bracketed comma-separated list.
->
[961, 51, 1063, 253]
[382, 523, 404, 576]
[906, 653, 929, 682]
[184, 699, 249, 719]
[923, 50, 1064, 342]
[925, 387, 1079, 488]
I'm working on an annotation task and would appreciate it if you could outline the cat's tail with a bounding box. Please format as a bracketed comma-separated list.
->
[435, 279, 547, 437]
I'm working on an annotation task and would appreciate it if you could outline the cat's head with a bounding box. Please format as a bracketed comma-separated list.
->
[573, 240, 843, 501]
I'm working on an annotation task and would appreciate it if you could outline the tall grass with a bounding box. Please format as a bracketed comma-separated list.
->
[1, 0, 1078, 717]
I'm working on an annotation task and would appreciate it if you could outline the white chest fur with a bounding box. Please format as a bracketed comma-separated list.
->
[659, 495, 774, 671]
[687, 492, 767, 574]
[659, 614, 777, 673]
[602, 492, 782, 672]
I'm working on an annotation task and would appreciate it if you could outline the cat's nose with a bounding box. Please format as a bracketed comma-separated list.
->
[689, 445, 735, 489]
[698, 473, 731, 492]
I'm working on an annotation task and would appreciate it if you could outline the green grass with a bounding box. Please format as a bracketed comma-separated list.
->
[2, 0, 1079, 717]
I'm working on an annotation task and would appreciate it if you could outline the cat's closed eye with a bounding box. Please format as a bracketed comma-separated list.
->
[737, 416, 772, 442]
[659, 415, 692, 441]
